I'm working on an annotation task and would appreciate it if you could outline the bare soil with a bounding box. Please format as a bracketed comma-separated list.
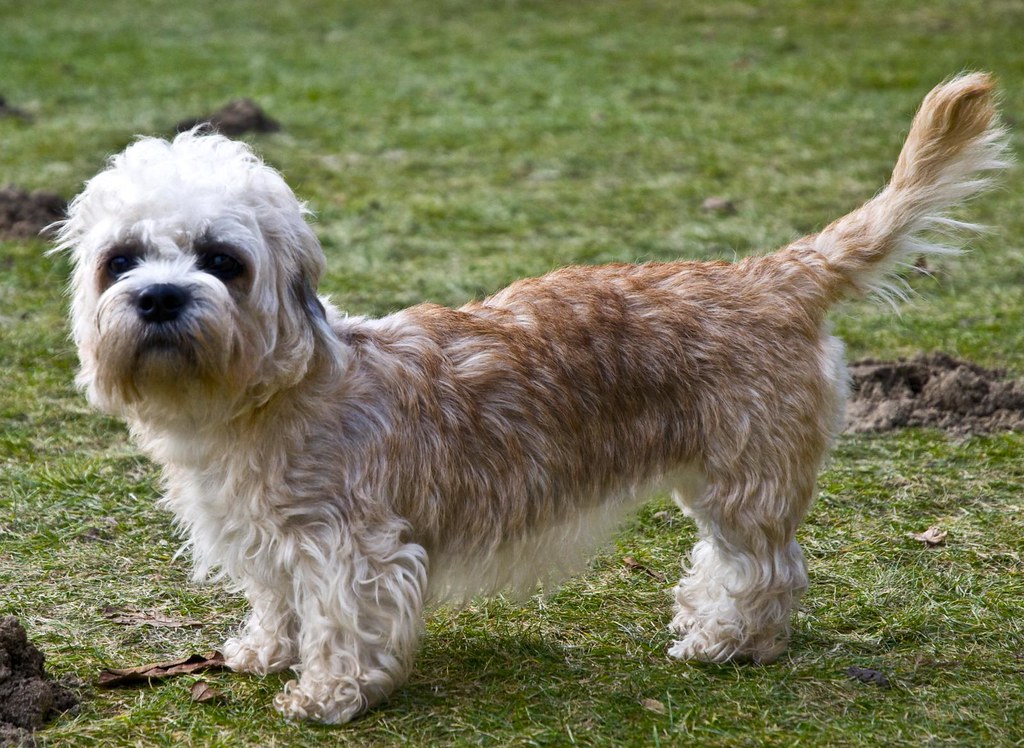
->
[846, 353, 1024, 434]
[0, 187, 66, 241]
[0, 617, 77, 747]
[174, 98, 281, 136]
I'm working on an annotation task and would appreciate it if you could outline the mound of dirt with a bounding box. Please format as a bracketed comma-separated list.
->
[175, 98, 281, 136]
[0, 187, 66, 241]
[846, 353, 1024, 434]
[0, 617, 78, 746]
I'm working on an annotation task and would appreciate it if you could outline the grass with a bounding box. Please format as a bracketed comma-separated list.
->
[1, 0, 1023, 745]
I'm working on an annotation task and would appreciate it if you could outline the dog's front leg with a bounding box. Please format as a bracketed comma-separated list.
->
[223, 581, 300, 675]
[272, 521, 428, 724]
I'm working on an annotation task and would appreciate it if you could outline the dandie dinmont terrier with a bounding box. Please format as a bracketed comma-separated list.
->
[56, 74, 1006, 723]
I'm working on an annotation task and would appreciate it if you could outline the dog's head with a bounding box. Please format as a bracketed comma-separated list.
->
[56, 131, 337, 425]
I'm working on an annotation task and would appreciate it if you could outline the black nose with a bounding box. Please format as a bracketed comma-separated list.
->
[136, 284, 189, 323]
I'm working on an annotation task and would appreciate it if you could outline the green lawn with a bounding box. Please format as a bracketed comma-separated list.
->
[1, 1, 1022, 745]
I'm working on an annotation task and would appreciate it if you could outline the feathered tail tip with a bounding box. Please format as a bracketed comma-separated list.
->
[890, 71, 1010, 198]
[810, 72, 1011, 305]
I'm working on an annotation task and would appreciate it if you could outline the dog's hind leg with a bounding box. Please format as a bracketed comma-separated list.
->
[667, 463, 817, 664]
[667, 333, 847, 663]
[272, 520, 428, 724]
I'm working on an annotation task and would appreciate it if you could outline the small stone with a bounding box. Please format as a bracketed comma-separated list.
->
[700, 197, 737, 215]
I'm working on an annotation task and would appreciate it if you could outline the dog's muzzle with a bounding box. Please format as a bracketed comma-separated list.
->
[136, 284, 190, 324]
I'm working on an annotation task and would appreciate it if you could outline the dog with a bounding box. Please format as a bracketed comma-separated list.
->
[56, 74, 1006, 723]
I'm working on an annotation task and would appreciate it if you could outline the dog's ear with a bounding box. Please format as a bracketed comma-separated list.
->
[295, 274, 327, 325]
[249, 273, 321, 403]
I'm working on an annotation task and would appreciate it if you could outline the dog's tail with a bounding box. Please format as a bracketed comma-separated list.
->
[786, 72, 1009, 307]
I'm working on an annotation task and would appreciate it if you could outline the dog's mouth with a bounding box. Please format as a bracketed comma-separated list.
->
[138, 326, 187, 352]
[133, 325, 202, 369]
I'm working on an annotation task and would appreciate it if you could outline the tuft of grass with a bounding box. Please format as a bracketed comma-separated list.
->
[2, 0, 1023, 745]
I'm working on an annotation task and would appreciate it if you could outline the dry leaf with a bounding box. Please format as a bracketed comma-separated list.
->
[190, 680, 222, 703]
[641, 698, 667, 714]
[908, 526, 948, 546]
[102, 606, 203, 628]
[623, 556, 666, 583]
[98, 651, 225, 688]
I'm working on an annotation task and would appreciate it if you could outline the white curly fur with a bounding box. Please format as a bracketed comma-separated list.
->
[56, 74, 1007, 723]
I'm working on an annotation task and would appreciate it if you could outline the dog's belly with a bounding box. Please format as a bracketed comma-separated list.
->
[420, 463, 706, 604]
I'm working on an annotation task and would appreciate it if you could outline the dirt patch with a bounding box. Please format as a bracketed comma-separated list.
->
[846, 353, 1024, 434]
[0, 186, 67, 241]
[0, 617, 78, 746]
[175, 98, 281, 136]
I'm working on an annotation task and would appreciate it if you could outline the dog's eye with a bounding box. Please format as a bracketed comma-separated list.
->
[199, 253, 244, 281]
[107, 255, 138, 279]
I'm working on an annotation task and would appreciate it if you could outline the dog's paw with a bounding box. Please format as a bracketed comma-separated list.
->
[667, 609, 697, 637]
[273, 677, 367, 724]
[668, 629, 784, 664]
[668, 631, 735, 663]
[222, 636, 295, 675]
